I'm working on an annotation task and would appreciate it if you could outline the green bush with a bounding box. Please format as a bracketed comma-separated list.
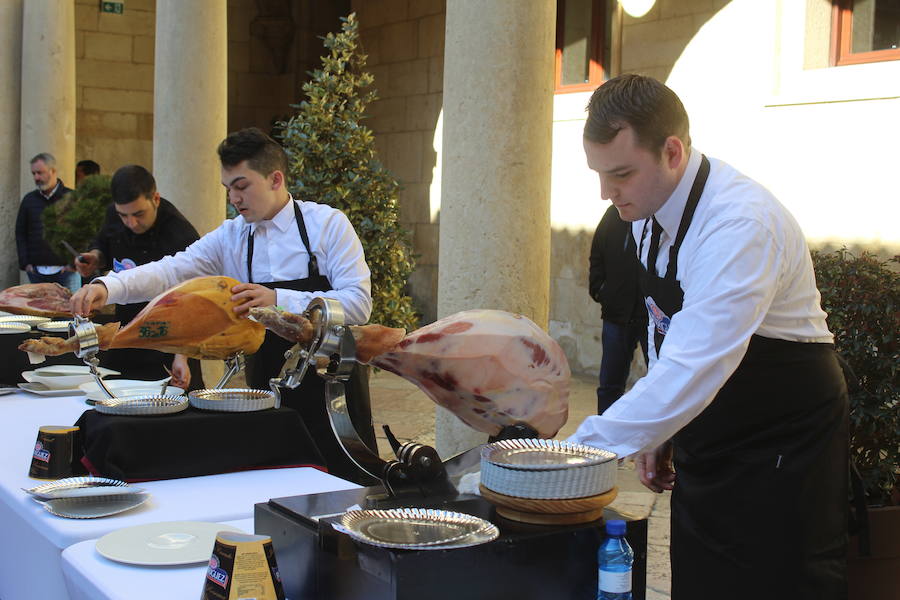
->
[812, 248, 899, 506]
[42, 174, 112, 258]
[277, 13, 418, 331]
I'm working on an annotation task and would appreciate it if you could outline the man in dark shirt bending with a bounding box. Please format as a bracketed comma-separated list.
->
[75, 165, 202, 389]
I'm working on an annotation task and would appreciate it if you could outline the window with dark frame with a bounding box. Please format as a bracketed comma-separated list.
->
[832, 0, 900, 65]
[555, 0, 613, 93]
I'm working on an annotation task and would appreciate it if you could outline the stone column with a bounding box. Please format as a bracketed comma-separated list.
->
[153, 0, 227, 236]
[0, 0, 23, 288]
[437, 0, 556, 457]
[20, 0, 76, 201]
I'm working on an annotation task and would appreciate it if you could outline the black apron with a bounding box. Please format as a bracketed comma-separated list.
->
[638, 156, 848, 599]
[242, 201, 378, 485]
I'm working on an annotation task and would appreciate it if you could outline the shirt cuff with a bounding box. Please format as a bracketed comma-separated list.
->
[96, 275, 124, 304]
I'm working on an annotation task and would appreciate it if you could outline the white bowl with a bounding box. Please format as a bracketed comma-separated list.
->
[26, 365, 120, 390]
[79, 379, 183, 402]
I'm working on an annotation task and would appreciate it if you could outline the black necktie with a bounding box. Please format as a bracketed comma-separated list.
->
[646, 217, 663, 276]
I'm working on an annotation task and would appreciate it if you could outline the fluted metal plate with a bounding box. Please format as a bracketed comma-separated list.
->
[340, 508, 499, 550]
[23, 476, 128, 500]
[481, 439, 616, 471]
[188, 388, 275, 412]
[93, 395, 189, 416]
[0, 322, 30, 334]
[37, 320, 75, 333]
[0, 315, 51, 327]
[41, 492, 150, 519]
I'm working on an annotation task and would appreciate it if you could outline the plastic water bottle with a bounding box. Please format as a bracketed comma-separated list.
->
[597, 519, 633, 600]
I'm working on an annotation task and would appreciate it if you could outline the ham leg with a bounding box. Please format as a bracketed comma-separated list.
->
[18, 276, 266, 360]
[249, 306, 570, 438]
[0, 283, 74, 317]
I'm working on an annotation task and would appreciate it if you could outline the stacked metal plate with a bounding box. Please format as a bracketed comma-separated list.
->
[37, 320, 75, 333]
[0, 315, 51, 328]
[340, 508, 499, 550]
[93, 394, 189, 416]
[188, 388, 275, 412]
[22, 476, 150, 519]
[480, 439, 617, 499]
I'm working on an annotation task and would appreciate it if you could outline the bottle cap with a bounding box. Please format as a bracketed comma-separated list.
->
[605, 519, 626, 536]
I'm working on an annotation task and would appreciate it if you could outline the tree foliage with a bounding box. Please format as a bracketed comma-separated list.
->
[812, 248, 899, 505]
[42, 174, 112, 257]
[278, 13, 418, 330]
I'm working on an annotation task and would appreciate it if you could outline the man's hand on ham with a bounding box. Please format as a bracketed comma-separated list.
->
[169, 354, 191, 389]
[74, 251, 100, 277]
[70, 282, 109, 316]
[230, 283, 277, 316]
[637, 441, 675, 493]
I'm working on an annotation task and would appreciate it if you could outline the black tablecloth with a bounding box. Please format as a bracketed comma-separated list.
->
[0, 331, 83, 385]
[73, 406, 326, 482]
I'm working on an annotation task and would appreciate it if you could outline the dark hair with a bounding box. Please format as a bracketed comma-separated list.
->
[110, 164, 157, 205]
[76, 159, 101, 175]
[216, 127, 288, 177]
[584, 74, 691, 154]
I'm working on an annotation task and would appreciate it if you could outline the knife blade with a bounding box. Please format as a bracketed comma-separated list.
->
[61, 241, 88, 263]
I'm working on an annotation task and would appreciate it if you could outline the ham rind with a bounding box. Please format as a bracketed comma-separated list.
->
[0, 283, 72, 317]
[370, 309, 570, 439]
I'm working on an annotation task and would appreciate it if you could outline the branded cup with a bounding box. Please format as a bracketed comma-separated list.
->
[202, 531, 285, 600]
[28, 425, 79, 480]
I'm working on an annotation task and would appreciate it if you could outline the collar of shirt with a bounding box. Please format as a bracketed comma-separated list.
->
[651, 148, 702, 240]
[248, 194, 296, 236]
[40, 181, 61, 200]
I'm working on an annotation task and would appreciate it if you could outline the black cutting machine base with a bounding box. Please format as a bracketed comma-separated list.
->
[255, 486, 647, 600]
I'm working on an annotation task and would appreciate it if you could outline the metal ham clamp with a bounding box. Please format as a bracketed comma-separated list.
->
[267, 297, 537, 505]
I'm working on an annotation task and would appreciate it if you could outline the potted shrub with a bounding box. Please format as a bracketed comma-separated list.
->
[42, 174, 112, 260]
[277, 13, 418, 332]
[811, 248, 899, 600]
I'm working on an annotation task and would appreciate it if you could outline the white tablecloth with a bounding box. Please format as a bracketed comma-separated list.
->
[61, 518, 255, 600]
[0, 391, 358, 600]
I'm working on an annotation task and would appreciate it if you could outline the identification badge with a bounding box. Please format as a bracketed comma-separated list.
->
[645, 296, 671, 336]
[112, 257, 137, 272]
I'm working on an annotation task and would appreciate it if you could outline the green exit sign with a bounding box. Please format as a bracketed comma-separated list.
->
[100, 1, 123, 14]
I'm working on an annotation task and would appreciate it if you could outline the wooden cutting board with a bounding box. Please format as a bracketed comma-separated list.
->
[479, 484, 618, 525]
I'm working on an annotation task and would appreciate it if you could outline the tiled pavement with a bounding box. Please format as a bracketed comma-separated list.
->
[368, 369, 673, 599]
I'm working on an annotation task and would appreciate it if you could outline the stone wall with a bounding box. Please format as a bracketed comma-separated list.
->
[352, 0, 445, 324]
[74, 0, 155, 177]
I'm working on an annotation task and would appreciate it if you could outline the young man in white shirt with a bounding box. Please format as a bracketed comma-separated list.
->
[572, 75, 848, 599]
[70, 128, 377, 483]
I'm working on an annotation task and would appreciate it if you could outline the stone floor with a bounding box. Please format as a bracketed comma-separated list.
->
[368, 369, 672, 599]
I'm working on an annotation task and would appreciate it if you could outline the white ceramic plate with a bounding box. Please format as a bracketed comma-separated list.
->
[80, 379, 181, 401]
[28, 365, 120, 390]
[95, 521, 247, 566]
[17, 382, 85, 396]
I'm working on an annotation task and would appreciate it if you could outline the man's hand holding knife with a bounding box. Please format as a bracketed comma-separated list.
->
[62, 241, 101, 277]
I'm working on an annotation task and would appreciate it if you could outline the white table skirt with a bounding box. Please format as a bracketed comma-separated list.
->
[61, 518, 255, 600]
[0, 391, 358, 600]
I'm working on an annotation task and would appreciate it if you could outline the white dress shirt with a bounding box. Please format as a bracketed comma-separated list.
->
[98, 197, 372, 324]
[570, 149, 832, 458]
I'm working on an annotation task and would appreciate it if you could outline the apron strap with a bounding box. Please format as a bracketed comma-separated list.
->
[247, 200, 320, 284]
[665, 154, 710, 280]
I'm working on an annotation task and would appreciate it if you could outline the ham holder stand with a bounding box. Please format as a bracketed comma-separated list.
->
[252, 297, 649, 600]
[68, 315, 247, 401]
